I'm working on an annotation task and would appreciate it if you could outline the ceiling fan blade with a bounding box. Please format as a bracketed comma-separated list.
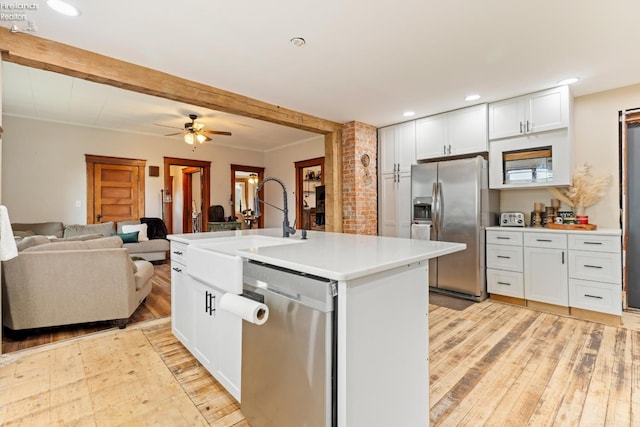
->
[203, 135, 213, 142]
[202, 130, 232, 136]
[154, 123, 183, 130]
[164, 132, 183, 137]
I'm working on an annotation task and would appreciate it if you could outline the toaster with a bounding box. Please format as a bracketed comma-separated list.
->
[500, 212, 525, 227]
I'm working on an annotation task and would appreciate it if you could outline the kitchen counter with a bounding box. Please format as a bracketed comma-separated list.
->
[168, 229, 465, 427]
[169, 228, 465, 281]
[486, 226, 621, 236]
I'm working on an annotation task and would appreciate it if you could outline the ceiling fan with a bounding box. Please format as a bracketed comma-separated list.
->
[157, 114, 232, 145]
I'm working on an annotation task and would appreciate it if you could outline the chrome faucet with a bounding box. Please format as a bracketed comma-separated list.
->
[254, 177, 296, 238]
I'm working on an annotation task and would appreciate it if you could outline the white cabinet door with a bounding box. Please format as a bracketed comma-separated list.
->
[527, 86, 569, 134]
[489, 86, 570, 140]
[379, 126, 396, 175]
[489, 96, 525, 140]
[379, 173, 397, 237]
[416, 114, 447, 160]
[524, 247, 568, 306]
[448, 103, 488, 155]
[395, 121, 416, 172]
[397, 171, 412, 239]
[171, 261, 193, 347]
[192, 281, 219, 372]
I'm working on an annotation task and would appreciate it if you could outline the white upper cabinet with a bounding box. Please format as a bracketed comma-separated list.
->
[416, 104, 488, 160]
[489, 86, 570, 140]
[379, 121, 416, 174]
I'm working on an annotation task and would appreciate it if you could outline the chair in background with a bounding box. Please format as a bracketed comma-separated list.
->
[208, 205, 225, 222]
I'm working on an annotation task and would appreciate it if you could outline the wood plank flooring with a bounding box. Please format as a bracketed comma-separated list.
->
[3, 274, 640, 425]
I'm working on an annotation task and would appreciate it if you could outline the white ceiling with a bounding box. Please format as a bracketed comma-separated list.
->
[3, 0, 640, 150]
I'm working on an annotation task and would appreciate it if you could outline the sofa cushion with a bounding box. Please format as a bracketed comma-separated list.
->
[113, 231, 139, 244]
[64, 222, 115, 238]
[14, 230, 35, 239]
[123, 239, 169, 253]
[122, 223, 149, 241]
[16, 235, 51, 252]
[12, 222, 64, 238]
[24, 236, 123, 252]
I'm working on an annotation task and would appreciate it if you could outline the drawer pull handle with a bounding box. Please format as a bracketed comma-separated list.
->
[583, 242, 603, 245]
[496, 236, 511, 240]
[497, 255, 511, 259]
[172, 267, 182, 273]
[173, 250, 184, 255]
[536, 239, 552, 242]
[584, 264, 603, 269]
[497, 281, 511, 286]
[585, 294, 604, 300]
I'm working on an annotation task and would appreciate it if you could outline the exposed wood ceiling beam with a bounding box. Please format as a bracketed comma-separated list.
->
[0, 31, 343, 134]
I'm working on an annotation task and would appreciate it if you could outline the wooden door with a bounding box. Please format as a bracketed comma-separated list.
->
[86, 155, 145, 223]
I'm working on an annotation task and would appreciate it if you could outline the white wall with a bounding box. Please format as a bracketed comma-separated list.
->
[500, 84, 640, 229]
[262, 136, 325, 229]
[1, 115, 264, 225]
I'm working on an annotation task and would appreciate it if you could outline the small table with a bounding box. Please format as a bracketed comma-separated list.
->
[207, 221, 242, 232]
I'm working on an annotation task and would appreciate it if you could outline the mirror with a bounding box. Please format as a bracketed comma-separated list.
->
[230, 165, 264, 229]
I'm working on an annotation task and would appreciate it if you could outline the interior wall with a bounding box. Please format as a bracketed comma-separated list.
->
[1, 116, 265, 224]
[263, 136, 325, 229]
[500, 84, 640, 229]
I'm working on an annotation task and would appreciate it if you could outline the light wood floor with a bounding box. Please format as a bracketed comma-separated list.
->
[3, 274, 640, 425]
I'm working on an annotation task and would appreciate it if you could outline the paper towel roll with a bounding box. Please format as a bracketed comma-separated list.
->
[411, 223, 431, 241]
[220, 293, 269, 325]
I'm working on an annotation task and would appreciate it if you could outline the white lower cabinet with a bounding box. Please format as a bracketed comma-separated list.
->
[170, 241, 241, 401]
[523, 232, 568, 307]
[567, 234, 622, 315]
[486, 228, 622, 317]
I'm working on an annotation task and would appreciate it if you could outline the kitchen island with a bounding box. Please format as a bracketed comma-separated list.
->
[168, 229, 465, 427]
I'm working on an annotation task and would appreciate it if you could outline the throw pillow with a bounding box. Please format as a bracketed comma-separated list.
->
[112, 231, 139, 244]
[122, 223, 149, 241]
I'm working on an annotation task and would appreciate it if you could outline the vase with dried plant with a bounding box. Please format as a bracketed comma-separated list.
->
[548, 163, 611, 217]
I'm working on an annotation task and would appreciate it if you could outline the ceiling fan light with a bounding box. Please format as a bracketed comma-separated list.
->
[196, 133, 207, 144]
[184, 133, 195, 144]
[194, 122, 204, 131]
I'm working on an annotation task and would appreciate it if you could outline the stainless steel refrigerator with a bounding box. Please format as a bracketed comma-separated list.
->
[411, 155, 499, 300]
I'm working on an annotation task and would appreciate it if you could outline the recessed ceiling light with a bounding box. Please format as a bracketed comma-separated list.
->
[403, 111, 415, 117]
[465, 94, 481, 101]
[47, 0, 80, 17]
[557, 77, 579, 85]
[290, 37, 306, 47]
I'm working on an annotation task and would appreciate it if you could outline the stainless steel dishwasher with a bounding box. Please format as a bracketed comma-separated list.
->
[241, 260, 337, 427]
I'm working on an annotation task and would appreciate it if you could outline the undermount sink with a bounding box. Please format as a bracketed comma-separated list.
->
[187, 235, 305, 293]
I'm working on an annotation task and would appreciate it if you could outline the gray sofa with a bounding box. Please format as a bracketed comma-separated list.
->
[2, 236, 153, 330]
[12, 219, 170, 262]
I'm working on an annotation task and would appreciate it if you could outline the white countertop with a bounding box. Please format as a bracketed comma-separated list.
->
[486, 226, 622, 236]
[168, 229, 465, 281]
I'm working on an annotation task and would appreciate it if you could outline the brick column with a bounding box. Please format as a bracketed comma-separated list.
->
[341, 121, 377, 235]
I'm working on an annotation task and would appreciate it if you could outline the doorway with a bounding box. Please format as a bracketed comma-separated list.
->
[163, 157, 211, 234]
[230, 164, 265, 229]
[622, 110, 640, 308]
[294, 157, 325, 231]
[86, 155, 146, 224]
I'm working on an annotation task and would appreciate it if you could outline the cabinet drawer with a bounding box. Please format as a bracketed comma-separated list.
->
[524, 232, 566, 249]
[568, 250, 621, 284]
[487, 244, 523, 272]
[487, 269, 524, 298]
[170, 241, 188, 265]
[568, 234, 620, 253]
[569, 278, 621, 315]
[486, 230, 523, 246]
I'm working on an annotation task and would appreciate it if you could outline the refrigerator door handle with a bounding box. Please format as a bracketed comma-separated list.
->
[437, 182, 443, 232]
[431, 182, 439, 234]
